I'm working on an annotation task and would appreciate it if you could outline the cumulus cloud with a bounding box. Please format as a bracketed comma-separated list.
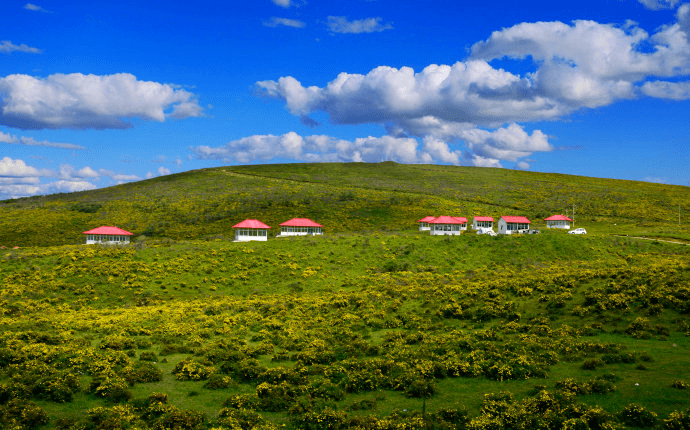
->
[0, 73, 203, 130]
[263, 17, 306, 28]
[158, 166, 171, 175]
[0, 40, 42, 54]
[191, 131, 431, 164]
[257, 12, 690, 167]
[326, 16, 393, 34]
[0, 131, 86, 149]
[0, 156, 52, 178]
[641, 80, 690, 99]
[637, 0, 681, 10]
[0, 157, 144, 199]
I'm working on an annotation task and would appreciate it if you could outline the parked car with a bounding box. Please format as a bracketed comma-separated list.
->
[568, 228, 587, 235]
[528, 229, 541, 234]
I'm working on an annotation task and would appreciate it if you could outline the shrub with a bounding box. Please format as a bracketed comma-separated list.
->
[664, 409, 690, 430]
[217, 408, 274, 429]
[204, 374, 235, 390]
[87, 405, 137, 430]
[89, 375, 132, 403]
[31, 371, 81, 402]
[617, 403, 657, 428]
[172, 358, 214, 381]
[139, 351, 158, 361]
[0, 399, 49, 429]
[153, 406, 205, 430]
[125, 362, 163, 384]
[671, 380, 689, 390]
[405, 378, 436, 398]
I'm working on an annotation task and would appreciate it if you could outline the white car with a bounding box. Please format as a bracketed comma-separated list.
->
[568, 228, 587, 235]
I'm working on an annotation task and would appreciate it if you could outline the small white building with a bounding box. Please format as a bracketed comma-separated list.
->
[428, 216, 467, 235]
[83, 226, 133, 245]
[498, 216, 531, 235]
[544, 214, 573, 229]
[472, 216, 494, 231]
[278, 218, 323, 236]
[417, 216, 436, 231]
[232, 219, 271, 242]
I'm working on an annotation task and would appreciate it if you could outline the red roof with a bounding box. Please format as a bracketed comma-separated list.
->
[474, 216, 494, 222]
[417, 216, 436, 223]
[428, 215, 467, 224]
[232, 219, 271, 229]
[501, 216, 531, 224]
[279, 218, 323, 227]
[544, 214, 573, 221]
[82, 226, 133, 235]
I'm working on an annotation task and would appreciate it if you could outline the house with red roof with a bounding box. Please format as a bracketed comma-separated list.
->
[472, 216, 494, 231]
[232, 219, 271, 242]
[278, 218, 323, 237]
[83, 226, 133, 245]
[498, 216, 531, 235]
[417, 216, 436, 231]
[544, 214, 573, 229]
[428, 216, 467, 235]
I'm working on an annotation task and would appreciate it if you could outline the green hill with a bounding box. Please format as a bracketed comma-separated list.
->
[1, 162, 688, 247]
[1, 163, 689, 429]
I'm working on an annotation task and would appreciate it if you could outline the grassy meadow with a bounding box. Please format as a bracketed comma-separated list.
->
[0, 163, 689, 429]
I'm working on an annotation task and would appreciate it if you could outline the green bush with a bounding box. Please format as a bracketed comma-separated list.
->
[125, 362, 163, 384]
[618, 403, 658, 428]
[172, 358, 214, 381]
[89, 375, 132, 403]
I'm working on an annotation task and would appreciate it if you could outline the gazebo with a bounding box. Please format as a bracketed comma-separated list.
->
[278, 218, 323, 236]
[232, 219, 271, 242]
[544, 214, 573, 229]
[83, 226, 133, 245]
[428, 216, 467, 235]
[417, 216, 436, 231]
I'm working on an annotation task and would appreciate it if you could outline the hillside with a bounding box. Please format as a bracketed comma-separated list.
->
[1, 163, 690, 429]
[0, 162, 688, 247]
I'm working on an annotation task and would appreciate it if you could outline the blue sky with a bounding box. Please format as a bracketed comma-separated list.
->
[1, 0, 689, 199]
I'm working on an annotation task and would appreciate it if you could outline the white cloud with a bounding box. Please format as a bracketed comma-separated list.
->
[643, 176, 669, 183]
[0, 40, 42, 54]
[516, 161, 531, 170]
[0, 73, 203, 130]
[641, 80, 690, 99]
[158, 166, 171, 176]
[271, 0, 305, 8]
[326, 16, 393, 34]
[59, 165, 99, 179]
[23, 3, 50, 13]
[257, 12, 690, 166]
[0, 131, 85, 149]
[0, 157, 102, 199]
[0, 156, 52, 178]
[637, 0, 681, 10]
[192, 131, 432, 164]
[111, 173, 141, 182]
[263, 17, 306, 28]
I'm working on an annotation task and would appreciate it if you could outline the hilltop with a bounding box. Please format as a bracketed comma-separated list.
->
[1, 162, 688, 247]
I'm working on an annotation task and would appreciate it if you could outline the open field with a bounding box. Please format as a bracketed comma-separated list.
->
[1, 163, 689, 429]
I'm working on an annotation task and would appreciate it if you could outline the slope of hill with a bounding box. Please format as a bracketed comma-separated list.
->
[1, 163, 690, 429]
[0, 162, 688, 247]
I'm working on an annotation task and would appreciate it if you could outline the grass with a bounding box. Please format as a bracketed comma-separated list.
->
[0, 162, 689, 428]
